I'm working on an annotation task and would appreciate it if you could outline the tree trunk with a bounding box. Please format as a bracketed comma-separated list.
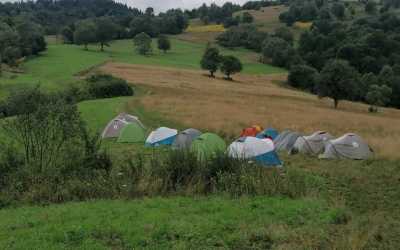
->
[210, 71, 215, 78]
[84, 44, 88, 51]
[334, 99, 339, 109]
[100, 43, 104, 51]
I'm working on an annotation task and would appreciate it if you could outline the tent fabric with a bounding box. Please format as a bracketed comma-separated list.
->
[240, 125, 263, 137]
[145, 127, 178, 147]
[319, 133, 373, 160]
[117, 123, 146, 143]
[172, 128, 202, 150]
[273, 130, 302, 152]
[191, 133, 226, 160]
[228, 137, 282, 166]
[116, 113, 145, 128]
[102, 119, 130, 139]
[292, 131, 334, 155]
[256, 128, 279, 140]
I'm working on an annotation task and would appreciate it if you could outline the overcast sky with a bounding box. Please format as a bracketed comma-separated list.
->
[117, 1, 252, 12]
[0, 0, 253, 13]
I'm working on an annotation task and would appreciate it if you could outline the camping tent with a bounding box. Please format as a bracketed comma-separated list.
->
[292, 131, 334, 155]
[172, 128, 202, 150]
[116, 113, 145, 128]
[191, 133, 226, 160]
[228, 137, 282, 166]
[117, 123, 146, 143]
[102, 119, 130, 139]
[145, 127, 178, 147]
[273, 130, 302, 152]
[240, 125, 263, 137]
[319, 133, 373, 160]
[257, 128, 279, 140]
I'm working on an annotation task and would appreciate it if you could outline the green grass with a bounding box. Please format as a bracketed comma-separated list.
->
[0, 196, 339, 249]
[0, 39, 285, 97]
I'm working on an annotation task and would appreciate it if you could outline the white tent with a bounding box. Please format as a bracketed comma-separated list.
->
[145, 127, 178, 147]
[292, 131, 334, 155]
[319, 133, 373, 160]
[228, 137, 282, 166]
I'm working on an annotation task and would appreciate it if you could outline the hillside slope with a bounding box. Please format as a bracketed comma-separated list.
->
[100, 63, 400, 159]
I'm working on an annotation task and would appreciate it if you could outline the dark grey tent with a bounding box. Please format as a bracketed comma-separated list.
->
[172, 128, 202, 150]
[292, 131, 334, 155]
[273, 130, 302, 153]
[319, 133, 373, 160]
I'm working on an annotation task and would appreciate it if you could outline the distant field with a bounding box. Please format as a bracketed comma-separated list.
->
[101, 63, 400, 159]
[0, 38, 283, 97]
[0, 196, 340, 249]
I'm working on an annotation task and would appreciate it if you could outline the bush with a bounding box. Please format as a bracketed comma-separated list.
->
[86, 74, 134, 99]
[288, 64, 319, 91]
[0, 90, 113, 204]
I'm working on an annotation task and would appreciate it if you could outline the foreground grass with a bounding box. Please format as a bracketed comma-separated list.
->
[0, 196, 339, 249]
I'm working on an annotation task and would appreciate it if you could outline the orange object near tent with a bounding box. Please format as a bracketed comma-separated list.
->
[240, 125, 264, 137]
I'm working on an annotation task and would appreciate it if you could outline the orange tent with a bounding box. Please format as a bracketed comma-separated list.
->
[240, 125, 263, 137]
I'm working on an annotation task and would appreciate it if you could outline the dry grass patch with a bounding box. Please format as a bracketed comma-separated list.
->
[100, 63, 400, 159]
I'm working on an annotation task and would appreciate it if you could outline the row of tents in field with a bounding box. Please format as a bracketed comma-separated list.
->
[102, 113, 373, 167]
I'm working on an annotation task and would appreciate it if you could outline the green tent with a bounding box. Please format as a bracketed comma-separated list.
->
[191, 133, 226, 160]
[117, 123, 146, 143]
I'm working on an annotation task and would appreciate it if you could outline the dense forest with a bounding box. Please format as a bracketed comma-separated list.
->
[217, 0, 400, 110]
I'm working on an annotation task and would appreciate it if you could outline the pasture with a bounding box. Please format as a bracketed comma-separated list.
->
[0, 38, 283, 98]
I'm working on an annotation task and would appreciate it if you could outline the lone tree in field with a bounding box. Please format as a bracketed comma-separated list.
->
[366, 84, 392, 113]
[157, 35, 171, 53]
[316, 60, 357, 109]
[134, 32, 152, 55]
[200, 46, 221, 77]
[74, 20, 97, 50]
[220, 55, 243, 80]
[95, 17, 118, 51]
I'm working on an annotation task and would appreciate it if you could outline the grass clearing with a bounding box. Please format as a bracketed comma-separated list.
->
[0, 38, 283, 98]
[0, 196, 341, 249]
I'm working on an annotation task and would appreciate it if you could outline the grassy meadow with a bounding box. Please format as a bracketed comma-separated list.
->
[0, 196, 342, 249]
[0, 38, 284, 98]
[1, 17, 400, 248]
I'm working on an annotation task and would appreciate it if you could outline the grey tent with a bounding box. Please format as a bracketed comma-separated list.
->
[116, 113, 145, 129]
[273, 130, 302, 153]
[172, 128, 202, 150]
[319, 133, 373, 160]
[292, 131, 334, 155]
[102, 119, 130, 139]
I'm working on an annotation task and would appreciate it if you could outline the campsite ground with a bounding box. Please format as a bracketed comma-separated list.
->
[1, 6, 400, 248]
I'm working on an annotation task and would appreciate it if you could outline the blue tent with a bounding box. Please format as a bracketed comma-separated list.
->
[257, 128, 279, 140]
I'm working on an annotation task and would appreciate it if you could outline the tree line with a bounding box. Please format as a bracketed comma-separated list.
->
[0, 19, 46, 75]
[216, 0, 400, 111]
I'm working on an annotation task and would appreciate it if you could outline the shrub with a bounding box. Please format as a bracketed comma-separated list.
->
[288, 64, 319, 91]
[86, 74, 134, 99]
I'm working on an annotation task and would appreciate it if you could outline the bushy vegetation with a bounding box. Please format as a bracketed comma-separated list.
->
[0, 20, 46, 73]
[86, 74, 134, 99]
[217, 0, 400, 109]
[0, 89, 112, 206]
